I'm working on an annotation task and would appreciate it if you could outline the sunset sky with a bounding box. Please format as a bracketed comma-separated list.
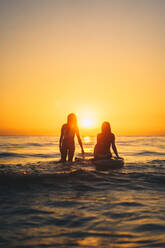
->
[1, 0, 165, 136]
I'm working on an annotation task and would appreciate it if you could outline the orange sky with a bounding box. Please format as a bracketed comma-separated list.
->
[1, 0, 165, 136]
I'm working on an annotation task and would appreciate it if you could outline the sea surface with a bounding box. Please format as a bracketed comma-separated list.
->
[0, 135, 165, 248]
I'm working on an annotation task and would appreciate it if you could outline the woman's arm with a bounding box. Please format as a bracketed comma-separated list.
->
[59, 125, 64, 153]
[112, 134, 120, 158]
[76, 128, 84, 154]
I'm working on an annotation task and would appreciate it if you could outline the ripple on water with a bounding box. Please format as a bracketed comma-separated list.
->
[135, 223, 165, 233]
[0, 136, 165, 247]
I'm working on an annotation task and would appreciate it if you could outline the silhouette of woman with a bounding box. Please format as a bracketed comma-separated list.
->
[59, 113, 84, 162]
[94, 122, 121, 160]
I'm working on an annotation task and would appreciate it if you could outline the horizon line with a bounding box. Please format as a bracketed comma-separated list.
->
[0, 134, 164, 137]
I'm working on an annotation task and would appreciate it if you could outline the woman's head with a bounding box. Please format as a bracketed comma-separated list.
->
[101, 121, 111, 135]
[67, 113, 77, 127]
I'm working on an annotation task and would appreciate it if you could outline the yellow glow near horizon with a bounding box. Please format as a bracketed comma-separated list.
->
[0, 1, 165, 136]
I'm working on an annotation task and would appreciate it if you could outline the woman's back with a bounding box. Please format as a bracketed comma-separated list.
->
[63, 124, 76, 140]
[94, 132, 114, 159]
[94, 121, 121, 160]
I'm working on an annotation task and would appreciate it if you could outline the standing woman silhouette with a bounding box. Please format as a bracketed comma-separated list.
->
[59, 113, 84, 162]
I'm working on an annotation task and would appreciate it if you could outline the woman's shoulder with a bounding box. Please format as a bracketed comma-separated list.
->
[97, 133, 103, 139]
[62, 123, 68, 129]
[97, 133, 102, 142]
[110, 133, 115, 139]
[97, 133, 102, 137]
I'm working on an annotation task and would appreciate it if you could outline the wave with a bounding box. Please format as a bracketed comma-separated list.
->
[135, 151, 165, 156]
[150, 159, 165, 163]
[135, 223, 165, 233]
[0, 168, 105, 187]
[0, 142, 55, 149]
[0, 152, 25, 158]
[0, 159, 165, 193]
[0, 152, 59, 158]
[25, 142, 55, 147]
[149, 159, 165, 165]
[1, 165, 165, 191]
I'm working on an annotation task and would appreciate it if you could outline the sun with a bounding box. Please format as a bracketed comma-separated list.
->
[82, 119, 93, 128]
[76, 107, 100, 130]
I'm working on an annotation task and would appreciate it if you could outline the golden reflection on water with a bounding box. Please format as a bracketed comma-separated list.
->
[20, 231, 165, 247]
[78, 236, 100, 246]
[18, 191, 165, 248]
[83, 136, 91, 143]
[84, 147, 93, 153]
[82, 136, 94, 154]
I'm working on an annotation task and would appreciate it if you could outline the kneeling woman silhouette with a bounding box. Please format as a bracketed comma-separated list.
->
[59, 113, 84, 162]
[94, 122, 121, 160]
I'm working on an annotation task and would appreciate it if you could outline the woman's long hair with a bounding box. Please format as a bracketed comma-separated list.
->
[67, 113, 77, 128]
[101, 122, 111, 136]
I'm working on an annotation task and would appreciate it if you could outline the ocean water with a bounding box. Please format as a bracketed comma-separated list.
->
[0, 135, 165, 248]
